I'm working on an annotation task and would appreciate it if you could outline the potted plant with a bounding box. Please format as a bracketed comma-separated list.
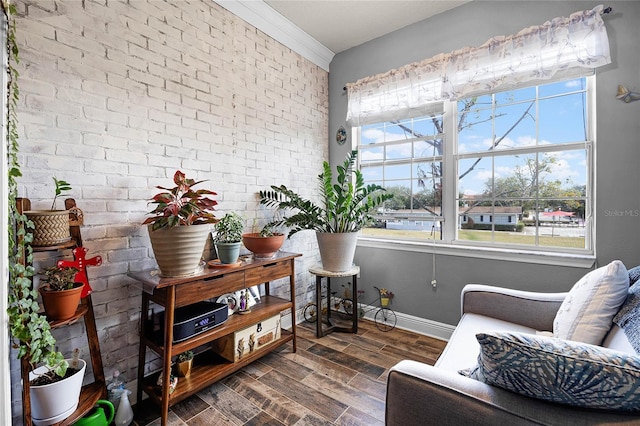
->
[24, 177, 73, 247]
[213, 212, 244, 264]
[29, 349, 87, 425]
[242, 220, 285, 259]
[175, 350, 194, 377]
[143, 171, 218, 277]
[5, 6, 72, 423]
[379, 288, 395, 307]
[38, 265, 83, 321]
[260, 150, 393, 271]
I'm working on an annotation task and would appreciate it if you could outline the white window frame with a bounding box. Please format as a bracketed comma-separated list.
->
[356, 76, 596, 268]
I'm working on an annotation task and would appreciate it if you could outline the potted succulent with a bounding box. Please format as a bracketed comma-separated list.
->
[175, 350, 194, 377]
[24, 177, 73, 247]
[213, 212, 245, 264]
[143, 171, 218, 277]
[38, 265, 83, 321]
[242, 220, 285, 259]
[260, 150, 393, 271]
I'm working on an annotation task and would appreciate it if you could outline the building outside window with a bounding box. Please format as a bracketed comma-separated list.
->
[357, 76, 593, 255]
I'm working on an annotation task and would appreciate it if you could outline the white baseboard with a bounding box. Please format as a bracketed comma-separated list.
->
[357, 304, 455, 341]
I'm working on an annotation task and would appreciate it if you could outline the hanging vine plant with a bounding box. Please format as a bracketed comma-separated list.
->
[3, 1, 67, 376]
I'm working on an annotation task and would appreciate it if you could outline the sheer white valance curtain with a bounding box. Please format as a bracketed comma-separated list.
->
[346, 5, 611, 126]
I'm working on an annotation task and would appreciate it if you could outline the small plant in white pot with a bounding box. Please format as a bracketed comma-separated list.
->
[213, 212, 244, 264]
[143, 171, 219, 277]
[29, 349, 86, 425]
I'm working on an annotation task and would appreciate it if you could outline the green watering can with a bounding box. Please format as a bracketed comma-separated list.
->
[72, 400, 115, 426]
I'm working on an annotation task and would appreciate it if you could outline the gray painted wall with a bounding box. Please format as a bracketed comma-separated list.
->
[329, 1, 640, 327]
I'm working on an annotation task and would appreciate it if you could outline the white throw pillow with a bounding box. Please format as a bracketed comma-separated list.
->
[554, 260, 629, 345]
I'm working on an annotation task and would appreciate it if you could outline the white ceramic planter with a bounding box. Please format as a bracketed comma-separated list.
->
[29, 359, 86, 426]
[148, 224, 210, 277]
[315, 231, 359, 272]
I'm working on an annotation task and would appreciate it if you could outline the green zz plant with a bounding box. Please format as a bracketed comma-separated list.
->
[3, 3, 67, 377]
[259, 150, 393, 236]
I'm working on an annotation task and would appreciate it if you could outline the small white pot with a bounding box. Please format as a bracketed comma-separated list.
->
[29, 359, 86, 426]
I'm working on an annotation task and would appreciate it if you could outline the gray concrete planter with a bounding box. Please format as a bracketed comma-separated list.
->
[316, 231, 358, 272]
[214, 241, 242, 264]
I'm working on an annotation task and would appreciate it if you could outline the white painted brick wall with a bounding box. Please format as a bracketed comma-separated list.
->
[10, 0, 327, 420]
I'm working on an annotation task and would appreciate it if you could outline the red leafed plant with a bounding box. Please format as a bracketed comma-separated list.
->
[143, 171, 219, 230]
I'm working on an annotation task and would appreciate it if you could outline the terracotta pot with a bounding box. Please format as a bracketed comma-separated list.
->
[25, 210, 71, 247]
[315, 231, 359, 272]
[242, 233, 285, 259]
[148, 224, 210, 277]
[39, 283, 83, 321]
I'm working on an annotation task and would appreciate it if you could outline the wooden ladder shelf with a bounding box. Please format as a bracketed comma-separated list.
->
[16, 198, 107, 426]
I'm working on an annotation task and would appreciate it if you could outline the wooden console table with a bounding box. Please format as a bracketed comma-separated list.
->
[129, 252, 301, 426]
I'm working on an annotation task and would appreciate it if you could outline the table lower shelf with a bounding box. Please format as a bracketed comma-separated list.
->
[141, 329, 294, 407]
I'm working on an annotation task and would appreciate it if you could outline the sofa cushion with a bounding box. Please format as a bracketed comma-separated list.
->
[464, 331, 640, 411]
[628, 265, 640, 286]
[435, 313, 537, 373]
[613, 279, 640, 354]
[553, 260, 629, 345]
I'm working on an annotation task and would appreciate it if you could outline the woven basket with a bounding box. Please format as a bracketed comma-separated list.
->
[25, 210, 71, 247]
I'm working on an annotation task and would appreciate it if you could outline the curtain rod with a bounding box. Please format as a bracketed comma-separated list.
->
[342, 6, 613, 92]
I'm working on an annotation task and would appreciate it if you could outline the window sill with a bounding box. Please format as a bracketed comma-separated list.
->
[357, 237, 596, 269]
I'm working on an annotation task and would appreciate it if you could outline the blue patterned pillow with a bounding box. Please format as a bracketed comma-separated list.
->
[629, 265, 640, 286]
[467, 331, 640, 411]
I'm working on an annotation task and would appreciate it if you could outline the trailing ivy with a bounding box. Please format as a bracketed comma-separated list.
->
[3, 1, 67, 376]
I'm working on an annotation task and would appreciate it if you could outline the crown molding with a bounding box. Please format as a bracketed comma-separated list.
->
[214, 0, 334, 72]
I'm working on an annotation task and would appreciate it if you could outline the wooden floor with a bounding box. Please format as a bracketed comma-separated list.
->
[133, 319, 447, 425]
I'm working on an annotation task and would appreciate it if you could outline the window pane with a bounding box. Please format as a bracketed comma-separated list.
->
[360, 146, 384, 164]
[414, 139, 443, 159]
[458, 157, 491, 196]
[494, 102, 536, 150]
[539, 78, 584, 97]
[539, 92, 587, 143]
[495, 87, 536, 105]
[413, 115, 442, 137]
[458, 105, 492, 154]
[385, 142, 413, 160]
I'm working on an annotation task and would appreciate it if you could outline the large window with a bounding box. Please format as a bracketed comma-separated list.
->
[358, 76, 593, 254]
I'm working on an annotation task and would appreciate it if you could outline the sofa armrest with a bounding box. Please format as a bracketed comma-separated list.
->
[461, 284, 567, 331]
[386, 360, 640, 426]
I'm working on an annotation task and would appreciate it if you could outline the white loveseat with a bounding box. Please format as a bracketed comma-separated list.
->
[386, 261, 640, 425]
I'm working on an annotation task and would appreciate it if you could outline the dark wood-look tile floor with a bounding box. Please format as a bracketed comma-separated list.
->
[133, 319, 447, 425]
